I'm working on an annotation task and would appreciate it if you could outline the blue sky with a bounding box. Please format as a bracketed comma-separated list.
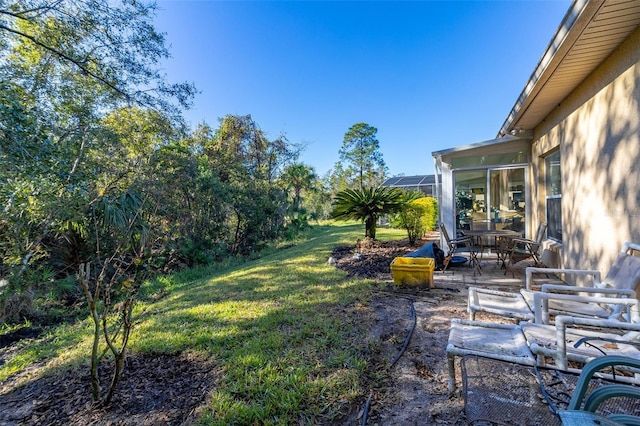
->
[154, 1, 571, 177]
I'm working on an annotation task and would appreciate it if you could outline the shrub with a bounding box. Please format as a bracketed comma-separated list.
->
[390, 195, 439, 245]
[412, 196, 439, 232]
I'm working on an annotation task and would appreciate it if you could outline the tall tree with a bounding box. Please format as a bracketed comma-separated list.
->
[0, 0, 195, 118]
[338, 122, 387, 190]
[0, 0, 195, 404]
[281, 163, 317, 214]
[204, 115, 297, 254]
[0, 0, 195, 285]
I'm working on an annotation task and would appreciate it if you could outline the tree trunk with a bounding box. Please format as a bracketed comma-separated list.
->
[365, 217, 377, 239]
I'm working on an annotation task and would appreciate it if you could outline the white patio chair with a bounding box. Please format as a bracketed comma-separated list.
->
[522, 315, 640, 371]
[468, 242, 640, 323]
[446, 315, 640, 392]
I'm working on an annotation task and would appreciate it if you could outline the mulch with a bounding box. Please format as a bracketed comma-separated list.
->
[0, 352, 217, 425]
[330, 237, 434, 280]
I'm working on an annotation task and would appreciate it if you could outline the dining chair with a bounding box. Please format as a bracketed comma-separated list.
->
[440, 223, 479, 274]
[505, 222, 547, 276]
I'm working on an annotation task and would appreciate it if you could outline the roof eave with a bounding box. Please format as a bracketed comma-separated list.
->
[431, 134, 529, 158]
[498, 0, 599, 136]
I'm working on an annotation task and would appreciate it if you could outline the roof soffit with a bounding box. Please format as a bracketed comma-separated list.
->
[499, 0, 640, 135]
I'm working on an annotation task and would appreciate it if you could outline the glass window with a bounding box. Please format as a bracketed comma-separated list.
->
[545, 150, 562, 242]
[454, 170, 486, 233]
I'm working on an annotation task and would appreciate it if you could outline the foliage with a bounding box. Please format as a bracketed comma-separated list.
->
[333, 122, 387, 191]
[331, 187, 405, 239]
[416, 196, 439, 231]
[390, 193, 439, 245]
[0, 0, 322, 409]
[0, 0, 314, 408]
[0, 0, 195, 118]
[0, 0, 195, 323]
[280, 162, 319, 229]
[79, 191, 149, 406]
[280, 163, 317, 212]
[303, 178, 334, 222]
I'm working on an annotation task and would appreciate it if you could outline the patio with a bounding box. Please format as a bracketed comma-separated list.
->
[435, 251, 543, 291]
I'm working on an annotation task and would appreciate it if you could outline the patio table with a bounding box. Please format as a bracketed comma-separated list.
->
[462, 229, 521, 269]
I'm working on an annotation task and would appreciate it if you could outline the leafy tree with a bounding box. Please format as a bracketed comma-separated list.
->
[337, 122, 387, 190]
[331, 187, 405, 239]
[0, 0, 195, 406]
[0, 0, 195, 117]
[303, 178, 334, 222]
[208, 115, 297, 184]
[416, 196, 439, 232]
[204, 115, 297, 253]
[79, 190, 149, 407]
[0, 0, 195, 295]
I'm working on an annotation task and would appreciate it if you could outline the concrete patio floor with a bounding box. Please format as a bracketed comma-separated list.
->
[433, 252, 540, 291]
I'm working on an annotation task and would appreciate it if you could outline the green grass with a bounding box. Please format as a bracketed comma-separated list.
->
[1, 222, 407, 425]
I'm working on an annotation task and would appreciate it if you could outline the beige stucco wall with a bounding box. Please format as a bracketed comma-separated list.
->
[530, 26, 640, 273]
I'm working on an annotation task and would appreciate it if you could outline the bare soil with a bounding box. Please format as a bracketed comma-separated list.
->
[0, 352, 217, 426]
[0, 235, 471, 425]
[331, 236, 469, 425]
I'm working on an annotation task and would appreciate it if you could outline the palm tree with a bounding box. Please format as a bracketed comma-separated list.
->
[281, 163, 317, 213]
[331, 186, 405, 239]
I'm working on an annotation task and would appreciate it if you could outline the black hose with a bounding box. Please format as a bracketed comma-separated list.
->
[390, 299, 417, 368]
[362, 298, 417, 424]
[361, 392, 373, 426]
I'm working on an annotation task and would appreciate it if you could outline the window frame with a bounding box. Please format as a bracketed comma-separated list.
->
[544, 149, 562, 242]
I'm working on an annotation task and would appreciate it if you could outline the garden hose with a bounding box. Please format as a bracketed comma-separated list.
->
[361, 298, 417, 425]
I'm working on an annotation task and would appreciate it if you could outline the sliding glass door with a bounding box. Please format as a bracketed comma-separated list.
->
[454, 167, 526, 234]
[489, 168, 525, 233]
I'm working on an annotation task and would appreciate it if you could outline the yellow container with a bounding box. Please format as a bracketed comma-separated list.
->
[390, 257, 435, 288]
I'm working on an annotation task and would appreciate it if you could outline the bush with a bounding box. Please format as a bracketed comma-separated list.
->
[390, 196, 439, 245]
[412, 196, 439, 232]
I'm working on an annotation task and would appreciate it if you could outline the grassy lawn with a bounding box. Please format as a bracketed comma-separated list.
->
[1, 222, 407, 425]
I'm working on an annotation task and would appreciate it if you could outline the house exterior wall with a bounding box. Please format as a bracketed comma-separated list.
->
[530, 26, 640, 273]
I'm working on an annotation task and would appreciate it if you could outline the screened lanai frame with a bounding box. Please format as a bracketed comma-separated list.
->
[432, 135, 532, 248]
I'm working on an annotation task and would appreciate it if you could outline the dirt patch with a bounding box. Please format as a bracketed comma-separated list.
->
[0, 352, 217, 425]
[331, 235, 469, 424]
[330, 237, 421, 280]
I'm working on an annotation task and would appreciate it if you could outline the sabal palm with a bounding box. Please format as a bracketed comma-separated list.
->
[331, 186, 405, 239]
[281, 163, 317, 212]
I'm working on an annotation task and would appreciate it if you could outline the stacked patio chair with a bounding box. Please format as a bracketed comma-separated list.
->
[447, 242, 640, 393]
[468, 242, 640, 323]
[447, 315, 640, 393]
